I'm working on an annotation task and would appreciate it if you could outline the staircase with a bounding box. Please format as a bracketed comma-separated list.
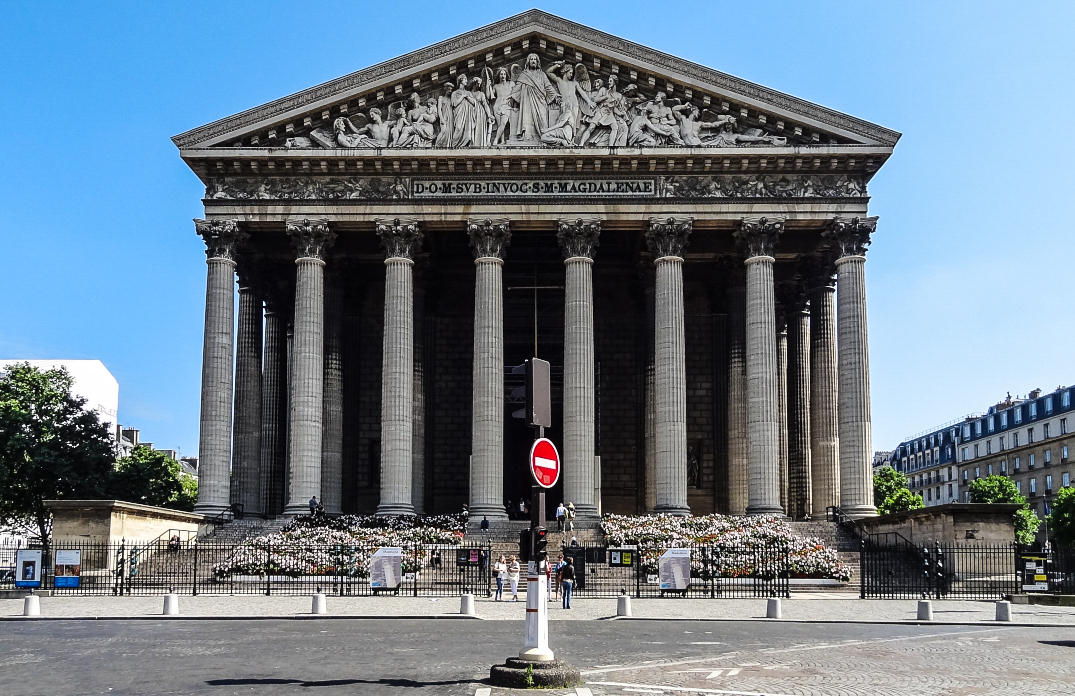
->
[201, 517, 289, 543]
[789, 518, 862, 594]
[465, 519, 604, 561]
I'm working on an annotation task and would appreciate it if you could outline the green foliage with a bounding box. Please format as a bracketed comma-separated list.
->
[969, 474, 1040, 545]
[1047, 486, 1075, 546]
[110, 445, 196, 511]
[524, 663, 534, 687]
[880, 487, 925, 515]
[872, 466, 924, 515]
[968, 475, 1025, 505]
[0, 363, 115, 549]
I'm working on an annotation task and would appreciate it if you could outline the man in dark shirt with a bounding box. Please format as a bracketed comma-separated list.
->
[560, 558, 575, 609]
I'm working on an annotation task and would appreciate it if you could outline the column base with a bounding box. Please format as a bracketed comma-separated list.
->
[194, 503, 232, 519]
[653, 504, 691, 517]
[745, 505, 786, 517]
[571, 503, 599, 519]
[469, 504, 508, 520]
[839, 504, 878, 519]
[281, 503, 316, 517]
[375, 503, 416, 516]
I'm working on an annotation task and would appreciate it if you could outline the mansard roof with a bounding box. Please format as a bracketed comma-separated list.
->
[173, 9, 899, 153]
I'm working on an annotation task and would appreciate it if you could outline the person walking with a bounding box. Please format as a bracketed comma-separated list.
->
[551, 553, 565, 601]
[555, 502, 566, 532]
[308, 495, 319, 516]
[493, 555, 507, 601]
[508, 555, 521, 601]
[560, 557, 575, 609]
[565, 502, 576, 531]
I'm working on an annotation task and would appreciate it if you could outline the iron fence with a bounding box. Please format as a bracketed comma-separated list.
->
[861, 536, 1019, 600]
[1047, 546, 1075, 595]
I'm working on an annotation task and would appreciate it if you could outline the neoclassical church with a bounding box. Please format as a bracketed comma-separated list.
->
[174, 10, 898, 521]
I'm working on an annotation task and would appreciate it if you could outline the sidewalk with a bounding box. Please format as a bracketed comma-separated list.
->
[4, 592, 1075, 626]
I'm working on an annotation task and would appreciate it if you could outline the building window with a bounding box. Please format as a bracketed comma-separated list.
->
[986, 440, 992, 454]
[1044, 423, 1050, 438]
[1030, 453, 1036, 468]
[1000, 435, 1006, 451]
[975, 466, 980, 478]
[1064, 445, 1069, 462]
[949, 466, 954, 479]
[1030, 402, 1038, 418]
[1045, 449, 1052, 465]
[974, 444, 980, 458]
[976, 421, 983, 436]
[1064, 472, 1071, 488]
[927, 488, 932, 501]
[947, 483, 953, 497]
[1015, 457, 1021, 470]
[963, 470, 969, 482]
[1046, 475, 1053, 492]
[1016, 480, 1022, 493]
[963, 424, 971, 439]
[1046, 396, 1054, 413]
[1013, 432, 1019, 447]
[988, 415, 995, 432]
[1063, 391, 1071, 408]
[1027, 427, 1034, 444]
[1061, 418, 1067, 435]
[962, 446, 969, 461]
[1001, 460, 1007, 474]
[1015, 408, 1023, 424]
[1001, 411, 1008, 428]
[987, 463, 993, 475]
[1030, 478, 1037, 494]
[946, 446, 953, 458]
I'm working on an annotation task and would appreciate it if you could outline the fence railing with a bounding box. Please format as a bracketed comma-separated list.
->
[861, 539, 1020, 600]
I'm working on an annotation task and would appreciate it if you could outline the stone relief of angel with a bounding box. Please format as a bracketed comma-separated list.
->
[334, 109, 391, 148]
[483, 65, 518, 145]
[577, 74, 628, 146]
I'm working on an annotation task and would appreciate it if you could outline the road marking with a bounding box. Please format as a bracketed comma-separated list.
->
[473, 688, 490, 696]
[622, 689, 665, 694]
[688, 641, 724, 645]
[588, 682, 799, 696]
[575, 688, 594, 696]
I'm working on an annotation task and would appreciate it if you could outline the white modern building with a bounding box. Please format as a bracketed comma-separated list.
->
[0, 359, 120, 441]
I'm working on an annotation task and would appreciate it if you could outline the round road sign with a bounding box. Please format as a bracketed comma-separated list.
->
[529, 438, 561, 488]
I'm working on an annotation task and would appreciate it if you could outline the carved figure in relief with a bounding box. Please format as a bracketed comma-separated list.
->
[545, 61, 593, 144]
[703, 117, 788, 147]
[435, 82, 455, 148]
[334, 109, 391, 148]
[469, 77, 496, 147]
[641, 92, 684, 146]
[393, 93, 438, 148]
[540, 109, 576, 147]
[624, 84, 659, 146]
[449, 74, 480, 148]
[578, 75, 628, 146]
[509, 53, 560, 142]
[483, 65, 519, 145]
[670, 104, 733, 146]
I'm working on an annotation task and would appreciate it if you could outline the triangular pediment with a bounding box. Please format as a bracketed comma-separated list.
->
[173, 10, 898, 153]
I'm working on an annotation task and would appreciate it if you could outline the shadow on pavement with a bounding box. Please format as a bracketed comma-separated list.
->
[1038, 640, 1075, 648]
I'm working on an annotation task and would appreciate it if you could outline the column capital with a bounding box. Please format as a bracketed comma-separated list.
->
[467, 218, 511, 260]
[557, 218, 602, 260]
[799, 253, 837, 292]
[376, 218, 423, 260]
[776, 278, 809, 328]
[287, 218, 335, 260]
[824, 216, 878, 258]
[646, 216, 692, 259]
[195, 218, 246, 262]
[735, 217, 785, 258]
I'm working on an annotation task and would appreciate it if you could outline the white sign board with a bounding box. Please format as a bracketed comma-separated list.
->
[659, 548, 691, 591]
[15, 549, 42, 588]
[370, 547, 403, 590]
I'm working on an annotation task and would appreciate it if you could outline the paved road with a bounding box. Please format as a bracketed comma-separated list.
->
[2, 619, 1073, 695]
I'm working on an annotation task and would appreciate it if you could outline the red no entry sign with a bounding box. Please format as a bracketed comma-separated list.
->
[529, 438, 561, 488]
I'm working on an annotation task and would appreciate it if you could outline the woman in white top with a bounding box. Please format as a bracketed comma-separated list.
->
[508, 555, 522, 601]
[493, 555, 507, 601]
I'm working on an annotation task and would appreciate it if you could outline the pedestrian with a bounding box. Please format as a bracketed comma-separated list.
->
[561, 557, 575, 609]
[308, 495, 318, 516]
[569, 536, 579, 547]
[555, 501, 566, 532]
[493, 555, 507, 601]
[508, 555, 521, 601]
[552, 554, 565, 601]
[565, 502, 575, 531]
[518, 499, 527, 518]
[480, 516, 489, 531]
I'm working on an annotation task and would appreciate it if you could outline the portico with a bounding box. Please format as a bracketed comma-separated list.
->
[175, 10, 897, 521]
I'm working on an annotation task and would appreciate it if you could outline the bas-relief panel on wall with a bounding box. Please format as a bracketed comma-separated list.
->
[277, 53, 797, 152]
[204, 174, 866, 201]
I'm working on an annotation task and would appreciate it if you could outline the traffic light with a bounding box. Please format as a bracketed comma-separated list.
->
[519, 529, 531, 563]
[534, 527, 548, 564]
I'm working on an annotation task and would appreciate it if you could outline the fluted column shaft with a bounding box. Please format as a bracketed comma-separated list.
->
[233, 278, 263, 515]
[321, 274, 344, 515]
[284, 219, 334, 515]
[826, 217, 878, 518]
[737, 217, 785, 516]
[647, 217, 692, 516]
[469, 219, 511, 520]
[412, 273, 427, 515]
[788, 308, 813, 519]
[194, 219, 244, 517]
[777, 327, 789, 513]
[259, 305, 287, 516]
[809, 275, 839, 513]
[726, 283, 748, 514]
[559, 218, 601, 519]
[644, 364, 656, 512]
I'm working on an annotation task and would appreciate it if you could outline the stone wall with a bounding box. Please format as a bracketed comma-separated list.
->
[857, 503, 1020, 544]
[47, 500, 205, 545]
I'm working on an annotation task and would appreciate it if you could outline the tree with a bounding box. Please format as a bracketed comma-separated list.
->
[968, 474, 1041, 545]
[109, 445, 197, 512]
[872, 466, 925, 515]
[1047, 486, 1075, 547]
[0, 363, 115, 552]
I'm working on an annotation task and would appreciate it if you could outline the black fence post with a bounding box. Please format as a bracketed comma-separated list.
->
[859, 539, 866, 599]
[265, 541, 271, 596]
[413, 545, 419, 598]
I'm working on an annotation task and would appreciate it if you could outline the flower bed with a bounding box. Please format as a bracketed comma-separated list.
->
[601, 513, 851, 581]
[211, 513, 465, 580]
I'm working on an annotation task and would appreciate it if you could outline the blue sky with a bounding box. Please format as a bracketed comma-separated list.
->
[1, 1, 1072, 458]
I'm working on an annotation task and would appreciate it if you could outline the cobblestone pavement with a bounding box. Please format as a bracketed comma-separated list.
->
[4, 592, 1075, 626]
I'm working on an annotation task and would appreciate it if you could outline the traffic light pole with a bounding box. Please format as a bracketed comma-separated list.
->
[521, 423, 553, 662]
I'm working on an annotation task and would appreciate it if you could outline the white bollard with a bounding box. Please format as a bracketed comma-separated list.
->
[617, 594, 632, 617]
[459, 593, 475, 616]
[995, 600, 1011, 622]
[163, 593, 180, 616]
[311, 593, 327, 615]
[917, 599, 933, 621]
[766, 597, 782, 619]
[23, 595, 40, 617]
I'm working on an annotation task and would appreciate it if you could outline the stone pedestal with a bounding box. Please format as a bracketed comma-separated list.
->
[468, 219, 511, 520]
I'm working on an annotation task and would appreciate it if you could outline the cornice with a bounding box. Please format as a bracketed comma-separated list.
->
[172, 10, 899, 150]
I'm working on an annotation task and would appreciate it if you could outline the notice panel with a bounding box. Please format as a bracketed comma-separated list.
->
[370, 547, 403, 590]
[412, 178, 657, 199]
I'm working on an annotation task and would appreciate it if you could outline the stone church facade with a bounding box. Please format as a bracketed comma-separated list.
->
[174, 10, 899, 521]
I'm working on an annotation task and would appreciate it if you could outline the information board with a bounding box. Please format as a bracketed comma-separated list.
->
[370, 547, 403, 590]
[659, 548, 691, 590]
[14, 549, 42, 588]
[54, 549, 82, 588]
[1020, 552, 1049, 592]
[609, 549, 634, 568]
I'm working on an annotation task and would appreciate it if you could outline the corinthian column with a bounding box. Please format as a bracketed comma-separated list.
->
[321, 270, 344, 515]
[232, 266, 263, 516]
[558, 218, 601, 519]
[824, 216, 878, 518]
[283, 219, 335, 516]
[734, 217, 785, 516]
[805, 256, 839, 513]
[646, 217, 692, 516]
[783, 282, 812, 519]
[725, 266, 748, 514]
[377, 219, 422, 516]
[469, 219, 511, 520]
[193, 219, 245, 517]
[776, 320, 789, 513]
[259, 288, 288, 516]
